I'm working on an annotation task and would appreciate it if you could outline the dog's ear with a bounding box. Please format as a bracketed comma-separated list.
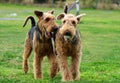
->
[48, 10, 54, 14]
[76, 13, 86, 23]
[34, 11, 43, 18]
[64, 4, 68, 14]
[56, 13, 65, 20]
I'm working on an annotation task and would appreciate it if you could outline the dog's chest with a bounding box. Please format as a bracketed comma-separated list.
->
[38, 43, 53, 54]
[62, 43, 77, 56]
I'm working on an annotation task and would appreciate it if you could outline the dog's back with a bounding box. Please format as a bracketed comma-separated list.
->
[23, 16, 43, 47]
[23, 16, 36, 46]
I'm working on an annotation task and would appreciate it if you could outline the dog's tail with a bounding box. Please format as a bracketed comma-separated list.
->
[23, 16, 36, 27]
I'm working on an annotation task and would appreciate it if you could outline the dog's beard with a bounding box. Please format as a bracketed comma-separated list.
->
[64, 35, 72, 41]
[59, 30, 78, 45]
[64, 35, 71, 39]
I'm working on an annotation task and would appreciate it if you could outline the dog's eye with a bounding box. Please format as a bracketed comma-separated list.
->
[72, 21, 76, 25]
[63, 20, 66, 24]
[45, 18, 50, 22]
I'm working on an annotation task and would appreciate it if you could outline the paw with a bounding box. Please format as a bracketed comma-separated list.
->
[34, 76, 42, 80]
[50, 73, 56, 78]
[34, 74, 42, 80]
[23, 65, 28, 74]
[62, 76, 73, 82]
[74, 76, 80, 80]
[62, 78, 73, 82]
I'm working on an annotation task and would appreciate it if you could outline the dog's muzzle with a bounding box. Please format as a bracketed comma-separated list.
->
[63, 30, 72, 40]
[59, 30, 78, 45]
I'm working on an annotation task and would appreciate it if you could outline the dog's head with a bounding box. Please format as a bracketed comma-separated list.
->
[34, 10, 58, 38]
[57, 13, 86, 41]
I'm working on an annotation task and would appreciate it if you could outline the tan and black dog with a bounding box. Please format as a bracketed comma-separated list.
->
[22, 10, 58, 79]
[55, 6, 86, 81]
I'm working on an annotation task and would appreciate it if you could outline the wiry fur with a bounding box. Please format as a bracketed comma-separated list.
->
[22, 10, 58, 79]
[55, 12, 86, 82]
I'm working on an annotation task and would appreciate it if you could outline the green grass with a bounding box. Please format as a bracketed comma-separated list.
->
[0, 3, 120, 83]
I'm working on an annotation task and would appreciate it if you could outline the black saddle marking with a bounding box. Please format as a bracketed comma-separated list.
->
[28, 25, 42, 46]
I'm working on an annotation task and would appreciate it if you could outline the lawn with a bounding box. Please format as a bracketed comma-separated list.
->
[0, 3, 120, 83]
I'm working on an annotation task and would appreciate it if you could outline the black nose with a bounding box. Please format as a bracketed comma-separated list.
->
[64, 31, 71, 36]
[52, 28, 58, 32]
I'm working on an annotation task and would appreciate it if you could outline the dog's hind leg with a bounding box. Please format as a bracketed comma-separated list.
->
[23, 33, 32, 74]
[48, 53, 58, 78]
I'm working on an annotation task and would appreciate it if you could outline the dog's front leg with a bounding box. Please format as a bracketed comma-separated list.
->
[33, 51, 43, 79]
[57, 54, 73, 82]
[70, 52, 81, 80]
[48, 53, 58, 78]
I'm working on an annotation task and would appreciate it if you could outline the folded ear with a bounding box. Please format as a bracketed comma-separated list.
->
[76, 13, 86, 23]
[34, 10, 43, 18]
[48, 10, 54, 14]
[56, 13, 65, 20]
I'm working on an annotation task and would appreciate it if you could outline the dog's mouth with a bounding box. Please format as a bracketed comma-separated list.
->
[46, 28, 58, 38]
[46, 32, 53, 38]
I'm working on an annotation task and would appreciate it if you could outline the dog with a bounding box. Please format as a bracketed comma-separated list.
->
[22, 10, 58, 79]
[55, 6, 86, 81]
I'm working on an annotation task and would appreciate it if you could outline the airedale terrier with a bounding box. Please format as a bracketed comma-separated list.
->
[22, 10, 58, 79]
[55, 7, 86, 81]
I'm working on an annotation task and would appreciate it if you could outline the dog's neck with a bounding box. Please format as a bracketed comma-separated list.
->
[37, 23, 51, 43]
[37, 23, 45, 37]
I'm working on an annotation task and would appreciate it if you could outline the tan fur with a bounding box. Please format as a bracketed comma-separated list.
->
[56, 13, 85, 82]
[23, 10, 58, 79]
